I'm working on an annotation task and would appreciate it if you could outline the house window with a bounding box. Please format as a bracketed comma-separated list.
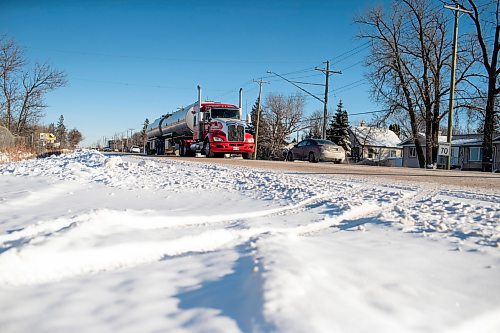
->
[409, 147, 416, 158]
[390, 150, 397, 157]
[469, 147, 482, 161]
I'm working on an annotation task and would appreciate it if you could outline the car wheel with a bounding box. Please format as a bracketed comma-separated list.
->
[308, 152, 318, 163]
[286, 152, 294, 161]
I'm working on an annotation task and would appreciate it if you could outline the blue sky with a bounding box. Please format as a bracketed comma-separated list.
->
[1, 0, 390, 146]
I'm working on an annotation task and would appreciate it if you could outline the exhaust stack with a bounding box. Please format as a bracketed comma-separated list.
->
[239, 88, 243, 120]
[197, 85, 203, 139]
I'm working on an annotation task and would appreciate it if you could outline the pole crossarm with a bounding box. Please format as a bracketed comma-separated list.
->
[443, 4, 472, 14]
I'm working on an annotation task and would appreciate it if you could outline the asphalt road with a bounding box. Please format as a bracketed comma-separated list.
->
[141, 155, 500, 191]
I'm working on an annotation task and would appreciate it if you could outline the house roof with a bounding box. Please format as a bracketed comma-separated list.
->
[400, 133, 489, 147]
[399, 133, 447, 146]
[350, 126, 401, 148]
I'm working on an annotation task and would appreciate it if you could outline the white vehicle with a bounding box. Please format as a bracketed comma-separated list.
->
[129, 146, 140, 153]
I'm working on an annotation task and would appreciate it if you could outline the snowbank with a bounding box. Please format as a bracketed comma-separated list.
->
[0, 151, 499, 333]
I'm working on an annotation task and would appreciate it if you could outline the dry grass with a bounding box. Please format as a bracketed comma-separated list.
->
[0, 145, 36, 164]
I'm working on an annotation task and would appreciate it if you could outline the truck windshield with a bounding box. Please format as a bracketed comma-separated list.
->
[211, 108, 240, 119]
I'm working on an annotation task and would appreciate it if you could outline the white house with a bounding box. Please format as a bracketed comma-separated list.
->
[349, 125, 402, 166]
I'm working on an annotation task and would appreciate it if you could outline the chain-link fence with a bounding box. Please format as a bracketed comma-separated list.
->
[0, 126, 15, 150]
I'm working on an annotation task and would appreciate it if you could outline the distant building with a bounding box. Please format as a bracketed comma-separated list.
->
[400, 133, 499, 171]
[349, 125, 402, 166]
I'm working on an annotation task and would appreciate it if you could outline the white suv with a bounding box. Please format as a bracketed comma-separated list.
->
[130, 146, 140, 153]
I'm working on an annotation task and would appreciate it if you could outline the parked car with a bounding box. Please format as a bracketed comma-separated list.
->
[129, 146, 141, 153]
[286, 139, 345, 163]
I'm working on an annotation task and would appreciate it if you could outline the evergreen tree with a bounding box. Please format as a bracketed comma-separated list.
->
[389, 123, 401, 137]
[326, 100, 351, 154]
[55, 115, 67, 147]
[249, 98, 261, 134]
[249, 97, 267, 158]
[141, 118, 149, 144]
[47, 123, 55, 134]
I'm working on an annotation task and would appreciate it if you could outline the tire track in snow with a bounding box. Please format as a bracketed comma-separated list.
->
[0, 189, 356, 249]
[0, 186, 418, 286]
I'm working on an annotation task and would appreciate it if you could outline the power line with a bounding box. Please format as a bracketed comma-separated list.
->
[25, 46, 318, 65]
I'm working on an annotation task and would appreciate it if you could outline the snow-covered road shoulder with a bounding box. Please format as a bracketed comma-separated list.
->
[0, 150, 499, 333]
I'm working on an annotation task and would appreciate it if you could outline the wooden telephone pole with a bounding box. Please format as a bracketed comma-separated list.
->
[444, 2, 472, 169]
[315, 61, 341, 139]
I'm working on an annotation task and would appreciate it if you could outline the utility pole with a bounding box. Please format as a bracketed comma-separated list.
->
[315, 61, 341, 139]
[444, 2, 471, 169]
[128, 128, 134, 147]
[253, 79, 270, 160]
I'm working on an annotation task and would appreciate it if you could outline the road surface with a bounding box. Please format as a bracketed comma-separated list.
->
[137, 154, 500, 190]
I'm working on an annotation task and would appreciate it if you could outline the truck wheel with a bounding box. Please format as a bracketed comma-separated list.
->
[204, 140, 214, 158]
[242, 153, 252, 160]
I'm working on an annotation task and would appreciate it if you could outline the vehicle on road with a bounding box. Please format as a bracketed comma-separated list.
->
[144, 86, 255, 159]
[286, 139, 345, 163]
[129, 146, 140, 153]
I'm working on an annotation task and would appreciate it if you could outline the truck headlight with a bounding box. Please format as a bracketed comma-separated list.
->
[247, 138, 254, 143]
[213, 137, 223, 142]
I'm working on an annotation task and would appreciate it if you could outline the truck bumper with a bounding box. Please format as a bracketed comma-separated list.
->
[211, 142, 254, 154]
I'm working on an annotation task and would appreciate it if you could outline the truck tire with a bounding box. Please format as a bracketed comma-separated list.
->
[242, 153, 252, 160]
[204, 140, 214, 158]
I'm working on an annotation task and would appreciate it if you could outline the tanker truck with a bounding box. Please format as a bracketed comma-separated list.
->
[145, 86, 255, 159]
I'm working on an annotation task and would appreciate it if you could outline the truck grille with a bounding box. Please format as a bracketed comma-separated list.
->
[228, 124, 245, 142]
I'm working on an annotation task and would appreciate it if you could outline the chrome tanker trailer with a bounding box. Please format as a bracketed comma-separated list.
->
[145, 86, 255, 158]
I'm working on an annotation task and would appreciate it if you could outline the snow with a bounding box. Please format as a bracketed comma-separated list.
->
[0, 150, 499, 333]
[351, 126, 401, 147]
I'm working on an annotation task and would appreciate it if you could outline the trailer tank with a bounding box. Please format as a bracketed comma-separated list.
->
[146, 103, 196, 139]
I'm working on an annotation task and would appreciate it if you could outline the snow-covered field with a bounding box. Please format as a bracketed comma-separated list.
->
[0, 150, 499, 333]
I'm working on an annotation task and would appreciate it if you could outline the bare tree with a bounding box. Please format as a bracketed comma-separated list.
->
[259, 93, 304, 159]
[0, 36, 66, 136]
[356, 0, 474, 168]
[0, 35, 25, 133]
[67, 128, 83, 148]
[304, 110, 324, 139]
[465, 0, 500, 171]
[16, 63, 67, 135]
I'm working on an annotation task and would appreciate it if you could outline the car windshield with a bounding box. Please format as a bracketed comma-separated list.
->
[313, 139, 336, 145]
[211, 108, 240, 119]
